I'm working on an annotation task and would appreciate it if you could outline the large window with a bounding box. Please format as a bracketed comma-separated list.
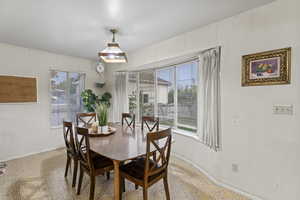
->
[139, 71, 155, 119]
[157, 67, 175, 127]
[50, 70, 85, 128]
[176, 61, 198, 132]
[128, 59, 198, 133]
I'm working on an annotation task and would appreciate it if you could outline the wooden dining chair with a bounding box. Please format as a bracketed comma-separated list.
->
[63, 121, 78, 187]
[141, 116, 159, 132]
[75, 127, 114, 200]
[122, 113, 135, 129]
[76, 112, 96, 128]
[120, 128, 172, 200]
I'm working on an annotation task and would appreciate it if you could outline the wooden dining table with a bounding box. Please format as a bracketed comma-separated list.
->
[89, 123, 156, 200]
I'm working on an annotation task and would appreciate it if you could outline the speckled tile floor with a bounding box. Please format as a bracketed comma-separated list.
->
[0, 149, 249, 200]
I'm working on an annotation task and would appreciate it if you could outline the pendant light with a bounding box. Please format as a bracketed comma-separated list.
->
[98, 29, 127, 63]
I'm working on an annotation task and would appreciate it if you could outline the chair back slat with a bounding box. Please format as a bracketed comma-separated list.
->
[76, 113, 96, 128]
[144, 128, 172, 181]
[142, 116, 159, 132]
[122, 113, 136, 128]
[75, 127, 94, 171]
[63, 121, 76, 154]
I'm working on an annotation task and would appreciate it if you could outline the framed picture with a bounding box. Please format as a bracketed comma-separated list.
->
[242, 47, 291, 86]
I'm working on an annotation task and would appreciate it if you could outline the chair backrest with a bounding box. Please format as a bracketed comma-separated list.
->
[141, 116, 159, 132]
[122, 113, 135, 128]
[76, 112, 96, 128]
[144, 128, 172, 182]
[74, 127, 94, 172]
[63, 121, 76, 155]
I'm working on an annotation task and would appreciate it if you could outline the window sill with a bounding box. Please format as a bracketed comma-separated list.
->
[172, 128, 201, 142]
[51, 125, 63, 129]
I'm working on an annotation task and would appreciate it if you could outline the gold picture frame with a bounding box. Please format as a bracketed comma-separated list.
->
[242, 47, 291, 86]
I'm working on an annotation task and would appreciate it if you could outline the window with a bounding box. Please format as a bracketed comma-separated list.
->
[176, 61, 198, 132]
[157, 67, 175, 126]
[128, 72, 138, 115]
[143, 94, 149, 103]
[139, 70, 155, 119]
[50, 70, 85, 128]
[128, 59, 199, 134]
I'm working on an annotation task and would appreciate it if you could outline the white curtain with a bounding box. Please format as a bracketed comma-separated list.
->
[112, 72, 129, 122]
[199, 47, 221, 151]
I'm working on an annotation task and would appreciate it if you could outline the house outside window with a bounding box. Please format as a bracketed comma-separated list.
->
[127, 59, 198, 134]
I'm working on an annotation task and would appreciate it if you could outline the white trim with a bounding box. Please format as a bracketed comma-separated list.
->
[173, 153, 264, 200]
[1, 146, 65, 162]
[172, 129, 200, 141]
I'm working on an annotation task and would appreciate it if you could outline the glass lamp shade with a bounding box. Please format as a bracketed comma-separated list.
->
[99, 43, 127, 63]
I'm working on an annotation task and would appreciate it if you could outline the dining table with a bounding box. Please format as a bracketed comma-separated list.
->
[89, 123, 162, 200]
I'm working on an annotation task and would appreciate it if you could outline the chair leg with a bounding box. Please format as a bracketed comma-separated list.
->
[72, 159, 78, 187]
[77, 167, 84, 195]
[89, 176, 96, 200]
[122, 177, 125, 192]
[163, 176, 170, 200]
[119, 176, 124, 200]
[64, 155, 71, 177]
[143, 188, 148, 200]
[106, 171, 110, 180]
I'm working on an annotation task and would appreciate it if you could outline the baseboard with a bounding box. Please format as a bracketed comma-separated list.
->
[173, 153, 264, 200]
[1, 145, 65, 162]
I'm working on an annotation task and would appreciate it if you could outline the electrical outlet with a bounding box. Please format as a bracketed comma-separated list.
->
[232, 164, 239, 173]
[273, 105, 293, 115]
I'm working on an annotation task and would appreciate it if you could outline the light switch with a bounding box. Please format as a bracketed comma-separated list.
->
[273, 105, 293, 115]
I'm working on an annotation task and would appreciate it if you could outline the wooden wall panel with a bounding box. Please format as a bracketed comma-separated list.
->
[0, 75, 37, 103]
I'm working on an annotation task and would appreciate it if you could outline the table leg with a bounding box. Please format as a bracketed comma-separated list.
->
[113, 160, 120, 200]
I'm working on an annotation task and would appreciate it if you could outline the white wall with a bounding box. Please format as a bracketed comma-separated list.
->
[0, 43, 100, 161]
[107, 0, 300, 199]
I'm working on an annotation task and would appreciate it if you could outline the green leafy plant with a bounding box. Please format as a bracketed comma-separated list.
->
[81, 89, 99, 112]
[96, 102, 108, 126]
[99, 92, 112, 107]
[81, 90, 112, 112]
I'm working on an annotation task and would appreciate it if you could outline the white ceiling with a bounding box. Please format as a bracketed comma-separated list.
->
[0, 0, 274, 60]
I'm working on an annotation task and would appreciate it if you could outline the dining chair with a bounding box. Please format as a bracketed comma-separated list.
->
[122, 113, 135, 129]
[63, 121, 78, 187]
[75, 127, 114, 200]
[119, 128, 172, 200]
[76, 112, 96, 128]
[141, 116, 159, 132]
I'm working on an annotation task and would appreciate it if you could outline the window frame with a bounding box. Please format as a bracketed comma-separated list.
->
[128, 58, 200, 138]
[49, 69, 86, 129]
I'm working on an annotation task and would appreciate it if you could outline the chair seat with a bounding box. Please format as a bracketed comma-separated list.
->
[93, 155, 113, 169]
[120, 157, 163, 183]
[80, 154, 113, 174]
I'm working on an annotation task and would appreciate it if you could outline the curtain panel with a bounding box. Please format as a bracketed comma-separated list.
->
[199, 47, 221, 151]
[112, 72, 129, 122]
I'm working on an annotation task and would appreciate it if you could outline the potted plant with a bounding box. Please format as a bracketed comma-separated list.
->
[81, 90, 112, 112]
[96, 102, 108, 133]
[81, 89, 99, 112]
[99, 92, 112, 107]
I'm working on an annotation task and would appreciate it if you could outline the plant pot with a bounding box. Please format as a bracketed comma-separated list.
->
[100, 125, 108, 133]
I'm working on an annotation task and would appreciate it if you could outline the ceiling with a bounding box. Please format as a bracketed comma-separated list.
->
[0, 0, 274, 60]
